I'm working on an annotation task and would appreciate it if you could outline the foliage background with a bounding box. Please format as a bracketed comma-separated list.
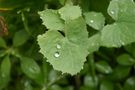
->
[0, 0, 135, 90]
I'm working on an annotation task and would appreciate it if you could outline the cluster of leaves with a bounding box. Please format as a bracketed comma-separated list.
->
[38, 0, 135, 74]
[0, 0, 135, 90]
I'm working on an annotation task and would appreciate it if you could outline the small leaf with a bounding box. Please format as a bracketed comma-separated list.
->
[23, 81, 33, 90]
[100, 80, 114, 90]
[1, 56, 11, 77]
[58, 5, 82, 21]
[84, 75, 98, 89]
[109, 66, 131, 80]
[38, 9, 64, 30]
[95, 61, 112, 74]
[84, 12, 105, 30]
[0, 56, 11, 89]
[117, 54, 135, 66]
[20, 57, 43, 84]
[13, 30, 29, 47]
[124, 43, 135, 57]
[0, 37, 6, 48]
[0, 50, 7, 57]
[123, 76, 135, 90]
[88, 33, 101, 53]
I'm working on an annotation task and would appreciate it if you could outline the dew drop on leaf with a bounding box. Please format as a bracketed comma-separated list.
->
[54, 52, 60, 58]
[110, 11, 115, 14]
[56, 44, 61, 49]
[90, 20, 94, 23]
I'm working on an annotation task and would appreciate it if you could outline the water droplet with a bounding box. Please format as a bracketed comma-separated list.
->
[81, 67, 83, 69]
[56, 44, 61, 49]
[120, 40, 125, 45]
[90, 20, 94, 23]
[121, 42, 125, 45]
[54, 52, 60, 58]
[110, 11, 115, 14]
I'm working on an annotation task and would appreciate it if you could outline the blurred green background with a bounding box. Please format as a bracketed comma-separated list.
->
[0, 0, 135, 90]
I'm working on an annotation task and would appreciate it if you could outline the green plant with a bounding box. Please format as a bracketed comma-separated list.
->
[1, 0, 135, 90]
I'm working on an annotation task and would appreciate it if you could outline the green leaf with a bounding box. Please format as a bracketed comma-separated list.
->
[101, 22, 135, 47]
[48, 85, 63, 90]
[1, 56, 11, 77]
[88, 33, 101, 53]
[37, 18, 88, 75]
[0, 50, 7, 57]
[124, 76, 135, 90]
[100, 80, 114, 90]
[38, 9, 64, 30]
[48, 70, 60, 82]
[95, 61, 112, 74]
[65, 17, 89, 48]
[58, 5, 82, 21]
[13, 30, 29, 47]
[101, 0, 135, 47]
[124, 43, 135, 57]
[24, 81, 33, 90]
[80, 86, 95, 90]
[84, 75, 98, 89]
[20, 57, 43, 84]
[117, 54, 135, 66]
[58, 0, 66, 5]
[108, 0, 135, 22]
[84, 12, 105, 30]
[0, 56, 11, 90]
[0, 37, 6, 48]
[109, 66, 131, 80]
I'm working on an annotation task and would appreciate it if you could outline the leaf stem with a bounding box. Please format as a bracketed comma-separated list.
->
[21, 11, 31, 36]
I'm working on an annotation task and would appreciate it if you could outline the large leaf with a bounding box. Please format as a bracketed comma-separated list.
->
[58, 5, 82, 21]
[101, 0, 135, 47]
[38, 18, 88, 75]
[38, 9, 64, 31]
